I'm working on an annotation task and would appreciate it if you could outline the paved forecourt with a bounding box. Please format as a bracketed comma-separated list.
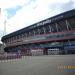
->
[0, 55, 75, 75]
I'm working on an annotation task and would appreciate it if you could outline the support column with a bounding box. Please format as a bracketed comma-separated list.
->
[38, 28, 40, 34]
[43, 26, 46, 34]
[55, 23, 59, 32]
[49, 25, 52, 32]
[33, 29, 35, 36]
[65, 20, 71, 31]
[29, 32, 31, 36]
[25, 33, 27, 38]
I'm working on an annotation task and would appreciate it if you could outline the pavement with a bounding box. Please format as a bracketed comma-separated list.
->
[0, 55, 75, 75]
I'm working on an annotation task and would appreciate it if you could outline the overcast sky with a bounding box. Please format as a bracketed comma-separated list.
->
[0, 0, 75, 42]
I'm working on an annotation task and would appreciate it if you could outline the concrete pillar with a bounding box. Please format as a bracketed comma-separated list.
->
[55, 23, 59, 32]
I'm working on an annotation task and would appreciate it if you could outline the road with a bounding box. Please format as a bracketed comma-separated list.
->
[0, 55, 75, 75]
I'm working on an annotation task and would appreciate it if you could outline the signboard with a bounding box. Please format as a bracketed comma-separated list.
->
[36, 15, 63, 27]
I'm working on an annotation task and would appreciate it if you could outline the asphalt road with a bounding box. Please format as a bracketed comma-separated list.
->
[0, 55, 75, 75]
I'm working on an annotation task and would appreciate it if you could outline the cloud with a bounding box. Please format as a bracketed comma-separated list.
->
[0, 0, 30, 9]
[0, 30, 4, 37]
[7, 0, 75, 32]
[4, 0, 37, 19]
[0, 0, 31, 40]
[61, 0, 75, 11]
[5, 5, 23, 19]
[0, 0, 75, 39]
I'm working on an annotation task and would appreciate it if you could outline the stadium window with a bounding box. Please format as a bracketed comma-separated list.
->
[13, 36, 16, 40]
[10, 38, 11, 42]
[9, 38, 11, 43]
[50, 24, 55, 33]
[24, 33, 27, 38]
[8, 38, 10, 43]
[34, 28, 39, 35]
[11, 38, 13, 43]
[65, 20, 72, 30]
[18, 35, 20, 39]
[39, 26, 44, 34]
[22, 34, 24, 38]
[12, 37, 14, 41]
[11, 37, 13, 42]
[28, 32, 30, 36]
[51, 24, 57, 32]
[16, 36, 18, 40]
[67, 17, 75, 30]
[17, 35, 19, 39]
[21, 34, 24, 38]
[56, 25, 61, 32]
[20, 34, 22, 38]
[14, 36, 16, 40]
[4, 39, 7, 43]
[70, 40, 75, 45]
[28, 31, 32, 37]
[25, 33, 27, 38]
[56, 20, 67, 32]
[26, 32, 29, 37]
[45, 24, 51, 33]
[19, 34, 22, 38]
[8, 39, 9, 43]
[7, 39, 9, 43]
[5, 39, 7, 43]
[63, 40, 69, 46]
[29, 30, 34, 36]
[43, 26, 46, 34]
[15, 36, 17, 40]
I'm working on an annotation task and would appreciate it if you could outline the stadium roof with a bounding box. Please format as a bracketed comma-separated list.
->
[1, 9, 75, 41]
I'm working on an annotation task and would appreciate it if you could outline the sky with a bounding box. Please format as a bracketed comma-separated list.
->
[0, 0, 75, 43]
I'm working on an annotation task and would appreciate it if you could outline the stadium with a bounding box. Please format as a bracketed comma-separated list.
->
[1, 9, 75, 55]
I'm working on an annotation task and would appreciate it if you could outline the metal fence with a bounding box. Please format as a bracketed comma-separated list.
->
[0, 53, 23, 60]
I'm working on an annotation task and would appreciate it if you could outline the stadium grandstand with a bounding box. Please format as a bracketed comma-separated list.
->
[1, 9, 75, 55]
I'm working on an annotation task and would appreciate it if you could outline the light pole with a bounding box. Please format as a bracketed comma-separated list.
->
[3, 9, 7, 52]
[4, 20, 6, 36]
